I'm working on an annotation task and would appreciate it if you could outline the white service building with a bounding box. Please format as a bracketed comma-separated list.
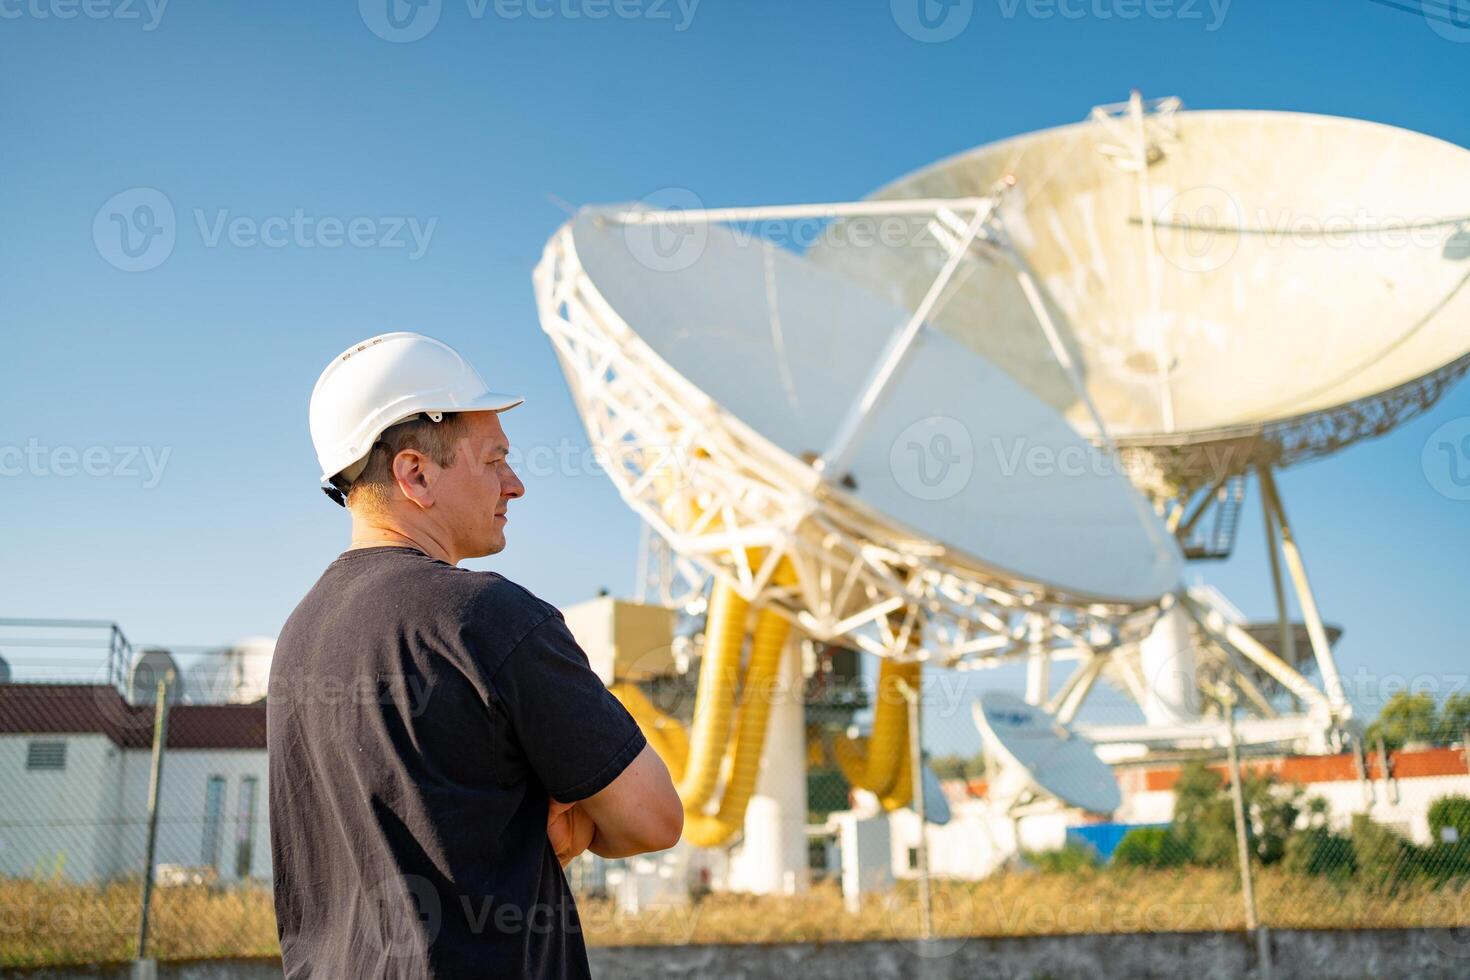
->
[0, 680, 270, 884]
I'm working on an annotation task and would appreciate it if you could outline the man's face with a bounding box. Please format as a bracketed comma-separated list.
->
[432, 411, 524, 558]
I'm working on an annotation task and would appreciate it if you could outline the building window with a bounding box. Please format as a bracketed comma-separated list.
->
[907, 847, 919, 870]
[201, 776, 226, 870]
[25, 741, 66, 771]
[235, 775, 258, 878]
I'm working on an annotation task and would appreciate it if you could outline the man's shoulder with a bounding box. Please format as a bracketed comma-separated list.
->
[452, 567, 562, 627]
[424, 564, 560, 644]
[280, 550, 563, 655]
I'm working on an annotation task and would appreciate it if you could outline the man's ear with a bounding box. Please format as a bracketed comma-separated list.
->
[391, 450, 436, 510]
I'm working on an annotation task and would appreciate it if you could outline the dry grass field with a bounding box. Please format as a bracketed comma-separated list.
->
[2, 871, 1466, 968]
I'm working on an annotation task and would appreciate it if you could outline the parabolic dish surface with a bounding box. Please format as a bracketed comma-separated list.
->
[569, 211, 1181, 603]
[808, 111, 1470, 446]
[974, 690, 1122, 815]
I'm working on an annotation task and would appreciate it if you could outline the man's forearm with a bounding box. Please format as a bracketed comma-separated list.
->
[588, 823, 665, 859]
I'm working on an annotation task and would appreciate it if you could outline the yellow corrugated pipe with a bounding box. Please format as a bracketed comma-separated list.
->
[610, 558, 798, 847]
[682, 586, 793, 846]
[829, 657, 919, 808]
[675, 579, 749, 810]
[610, 682, 688, 782]
[877, 725, 915, 813]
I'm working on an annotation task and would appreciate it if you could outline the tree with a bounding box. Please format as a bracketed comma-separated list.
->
[1168, 759, 1305, 867]
[1440, 694, 1470, 745]
[1365, 691, 1444, 749]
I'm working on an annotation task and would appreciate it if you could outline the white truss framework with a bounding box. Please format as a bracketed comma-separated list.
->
[533, 212, 1164, 666]
[532, 195, 1348, 752]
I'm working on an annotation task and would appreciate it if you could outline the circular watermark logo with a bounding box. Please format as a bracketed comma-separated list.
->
[891, 0, 973, 42]
[886, 878, 973, 958]
[360, 0, 442, 43]
[1422, 416, 1470, 501]
[1151, 184, 1242, 274]
[1424, 0, 1470, 43]
[1423, 891, 1470, 958]
[621, 186, 708, 274]
[889, 416, 974, 501]
[93, 187, 176, 272]
[362, 873, 442, 957]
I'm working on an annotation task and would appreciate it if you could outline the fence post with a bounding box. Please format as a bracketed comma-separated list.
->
[1219, 686, 1271, 980]
[897, 678, 931, 943]
[135, 670, 174, 962]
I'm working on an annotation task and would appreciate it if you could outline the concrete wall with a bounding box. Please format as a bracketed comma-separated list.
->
[589, 930, 1470, 979]
[6, 931, 1469, 980]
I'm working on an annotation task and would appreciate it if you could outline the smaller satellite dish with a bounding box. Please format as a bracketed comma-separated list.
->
[973, 691, 1120, 815]
[128, 648, 180, 705]
[182, 637, 275, 704]
[919, 760, 952, 826]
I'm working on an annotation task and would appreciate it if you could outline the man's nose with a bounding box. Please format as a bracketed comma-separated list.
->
[504, 468, 525, 499]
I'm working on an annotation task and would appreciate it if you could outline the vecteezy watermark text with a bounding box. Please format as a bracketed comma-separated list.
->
[360, 0, 699, 43]
[93, 188, 437, 272]
[996, 0, 1231, 30]
[0, 0, 168, 30]
[0, 440, 171, 488]
[890, 0, 1230, 42]
[194, 210, 436, 259]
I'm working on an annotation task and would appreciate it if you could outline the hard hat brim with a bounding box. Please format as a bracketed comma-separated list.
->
[317, 392, 524, 483]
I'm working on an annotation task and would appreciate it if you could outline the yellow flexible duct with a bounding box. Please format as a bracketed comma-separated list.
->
[682, 596, 792, 846]
[830, 657, 919, 806]
[877, 729, 914, 812]
[610, 682, 688, 782]
[675, 580, 749, 810]
[610, 558, 799, 847]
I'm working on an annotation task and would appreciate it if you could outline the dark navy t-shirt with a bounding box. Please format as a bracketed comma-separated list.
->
[267, 547, 645, 979]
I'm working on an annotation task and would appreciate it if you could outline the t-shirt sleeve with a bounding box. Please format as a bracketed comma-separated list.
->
[490, 613, 647, 802]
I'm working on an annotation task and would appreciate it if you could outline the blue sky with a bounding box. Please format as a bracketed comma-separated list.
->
[2, 0, 1467, 750]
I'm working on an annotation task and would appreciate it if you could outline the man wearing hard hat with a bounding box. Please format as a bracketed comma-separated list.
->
[268, 333, 682, 979]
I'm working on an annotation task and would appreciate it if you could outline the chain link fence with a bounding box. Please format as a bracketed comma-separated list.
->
[3, 624, 1469, 970]
[0, 623, 276, 967]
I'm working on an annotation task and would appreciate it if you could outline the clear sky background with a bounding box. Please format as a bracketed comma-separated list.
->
[2, 0, 1467, 752]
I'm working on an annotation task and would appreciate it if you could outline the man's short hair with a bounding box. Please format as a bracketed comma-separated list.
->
[346, 412, 468, 510]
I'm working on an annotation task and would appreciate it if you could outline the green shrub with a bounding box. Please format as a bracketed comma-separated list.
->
[1350, 814, 1420, 886]
[1282, 826, 1356, 880]
[1414, 842, 1470, 883]
[1112, 827, 1190, 869]
[1024, 843, 1099, 874]
[1428, 794, 1470, 844]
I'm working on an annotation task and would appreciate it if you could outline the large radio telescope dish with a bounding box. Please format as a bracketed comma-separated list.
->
[808, 106, 1470, 494]
[536, 211, 1181, 662]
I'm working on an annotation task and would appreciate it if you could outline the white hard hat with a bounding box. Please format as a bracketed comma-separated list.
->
[309, 332, 523, 490]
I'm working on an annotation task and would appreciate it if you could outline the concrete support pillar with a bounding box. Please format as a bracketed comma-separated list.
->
[1139, 602, 1200, 724]
[1024, 614, 1050, 706]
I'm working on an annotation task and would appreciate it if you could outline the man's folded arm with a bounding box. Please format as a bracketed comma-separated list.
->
[490, 609, 684, 856]
[576, 742, 682, 857]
